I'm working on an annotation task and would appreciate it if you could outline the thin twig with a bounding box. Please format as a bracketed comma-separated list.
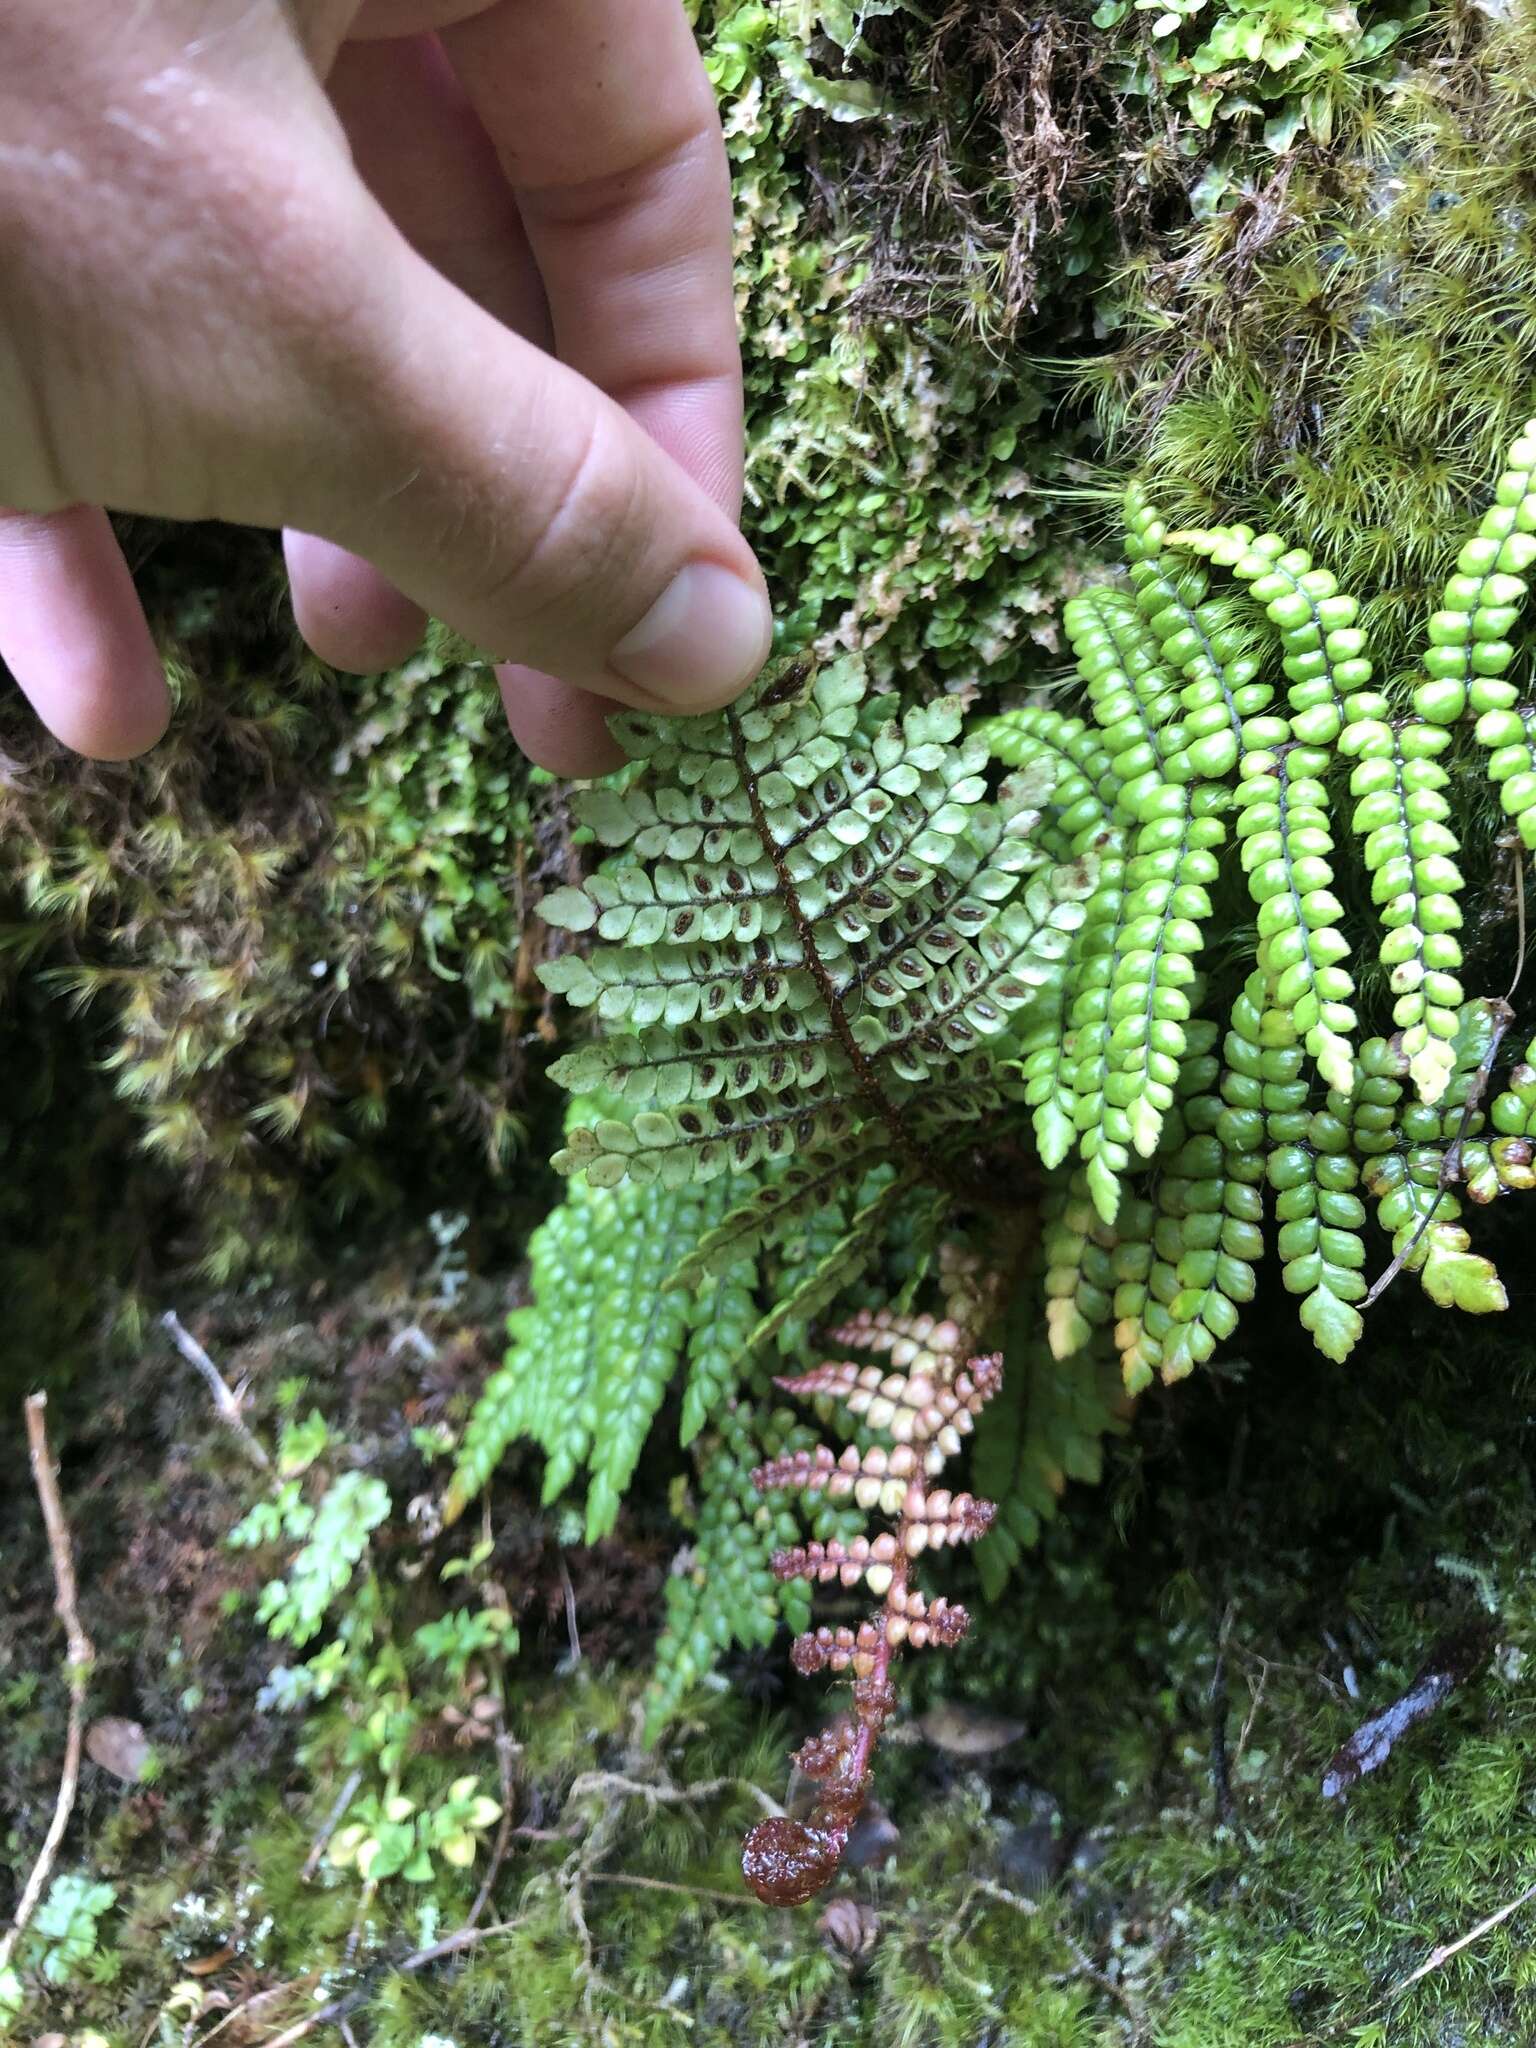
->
[1233, 1664, 1268, 1773]
[1386, 1881, 1536, 2002]
[342, 1878, 375, 1964]
[0, 1395, 96, 1972]
[1363, 996, 1516, 1310]
[466, 1723, 519, 1929]
[1507, 849, 1527, 1008]
[256, 1917, 528, 2048]
[1365, 863, 1530, 1314]
[301, 1770, 364, 1884]
[584, 1872, 755, 1907]
[162, 1311, 270, 1471]
[181, 1974, 318, 2048]
[565, 1769, 783, 1820]
[969, 1876, 1039, 1917]
[1281, 1880, 1536, 2044]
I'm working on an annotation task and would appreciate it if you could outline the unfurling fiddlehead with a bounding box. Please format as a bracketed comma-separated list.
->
[741, 1286, 1002, 1904]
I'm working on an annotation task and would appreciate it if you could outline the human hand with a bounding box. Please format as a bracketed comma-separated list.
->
[0, 0, 770, 775]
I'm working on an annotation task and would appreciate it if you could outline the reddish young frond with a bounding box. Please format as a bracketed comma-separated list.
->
[774, 1348, 1003, 1467]
[770, 1532, 900, 1588]
[741, 1295, 1005, 1906]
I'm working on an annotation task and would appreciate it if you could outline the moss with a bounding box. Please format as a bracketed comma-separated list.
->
[712, 0, 1100, 685]
[0, 534, 555, 1289]
[0, 987, 156, 1401]
[1091, 1, 1536, 672]
[5, 1216, 1536, 2044]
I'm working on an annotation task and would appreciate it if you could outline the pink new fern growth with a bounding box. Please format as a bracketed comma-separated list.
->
[742, 1282, 1002, 1906]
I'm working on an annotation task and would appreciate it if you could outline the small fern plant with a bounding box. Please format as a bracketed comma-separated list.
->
[444, 656, 1100, 1754]
[441, 424, 1536, 1902]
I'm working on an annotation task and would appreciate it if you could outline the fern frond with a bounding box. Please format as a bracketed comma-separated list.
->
[444, 1184, 603, 1523]
[975, 705, 1122, 839]
[645, 1398, 822, 1742]
[1065, 587, 1188, 817]
[1353, 1013, 1509, 1315]
[667, 1131, 893, 1287]
[1235, 744, 1357, 1098]
[444, 1159, 758, 1540]
[973, 1277, 1129, 1593]
[679, 1255, 775, 1450]
[540, 655, 1093, 1237]
[740, 1294, 1004, 1906]
[1445, 422, 1536, 857]
[733, 1168, 917, 1364]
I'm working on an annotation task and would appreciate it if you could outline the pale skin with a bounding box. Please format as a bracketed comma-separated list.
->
[0, 0, 772, 777]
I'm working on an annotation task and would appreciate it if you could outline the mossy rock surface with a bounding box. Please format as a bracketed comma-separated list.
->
[6, 1, 1536, 2039]
[2, 1223, 1534, 2044]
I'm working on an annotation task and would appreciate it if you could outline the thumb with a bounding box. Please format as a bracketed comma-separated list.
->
[289, 229, 772, 717]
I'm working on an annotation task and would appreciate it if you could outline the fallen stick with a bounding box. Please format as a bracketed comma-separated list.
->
[256, 1917, 529, 2048]
[162, 1311, 271, 1471]
[1386, 1880, 1536, 2003]
[300, 1769, 364, 1884]
[0, 1394, 96, 1971]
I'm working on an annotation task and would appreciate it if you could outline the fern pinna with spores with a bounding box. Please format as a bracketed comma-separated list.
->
[537, 654, 1096, 1239]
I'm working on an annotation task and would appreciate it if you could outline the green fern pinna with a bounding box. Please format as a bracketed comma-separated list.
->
[444, 421, 1536, 1873]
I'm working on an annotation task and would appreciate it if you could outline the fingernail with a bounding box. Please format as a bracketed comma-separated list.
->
[609, 560, 772, 707]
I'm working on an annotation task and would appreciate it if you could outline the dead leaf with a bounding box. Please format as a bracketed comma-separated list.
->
[818, 1897, 880, 1966]
[916, 1700, 1026, 1756]
[86, 1715, 153, 1783]
[187, 1943, 239, 1976]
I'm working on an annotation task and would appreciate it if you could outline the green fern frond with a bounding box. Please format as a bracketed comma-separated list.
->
[679, 1258, 762, 1450]
[978, 419, 1536, 1376]
[445, 1160, 756, 1541]
[973, 1272, 1128, 1599]
[645, 1395, 862, 1743]
[539, 654, 1095, 1243]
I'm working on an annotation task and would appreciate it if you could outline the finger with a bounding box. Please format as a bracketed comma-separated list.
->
[327, 30, 551, 343]
[331, 19, 741, 757]
[439, 0, 743, 517]
[283, 528, 426, 672]
[1, 31, 769, 717]
[286, 29, 551, 673]
[497, 664, 625, 778]
[284, 212, 771, 717]
[0, 505, 169, 759]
